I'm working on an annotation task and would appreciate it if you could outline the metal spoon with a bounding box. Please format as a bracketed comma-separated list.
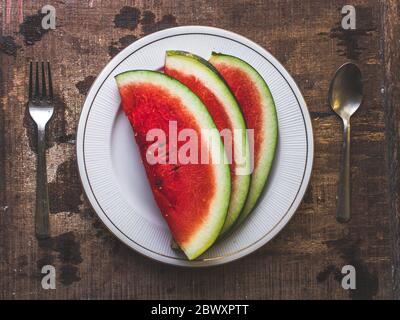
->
[328, 63, 363, 223]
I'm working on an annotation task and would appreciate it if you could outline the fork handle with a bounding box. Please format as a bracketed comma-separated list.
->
[336, 118, 351, 223]
[35, 127, 50, 239]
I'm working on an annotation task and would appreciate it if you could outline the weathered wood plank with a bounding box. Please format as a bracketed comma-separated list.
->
[0, 0, 397, 299]
[382, 0, 400, 299]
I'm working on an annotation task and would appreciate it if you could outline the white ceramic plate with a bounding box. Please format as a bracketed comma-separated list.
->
[76, 26, 314, 267]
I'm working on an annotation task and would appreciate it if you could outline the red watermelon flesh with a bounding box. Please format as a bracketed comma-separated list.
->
[164, 69, 235, 171]
[115, 71, 230, 260]
[212, 65, 263, 166]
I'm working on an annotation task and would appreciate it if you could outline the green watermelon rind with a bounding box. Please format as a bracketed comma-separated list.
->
[209, 52, 278, 225]
[115, 70, 231, 260]
[165, 51, 251, 236]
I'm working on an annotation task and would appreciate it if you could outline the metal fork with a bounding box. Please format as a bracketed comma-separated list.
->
[28, 61, 54, 239]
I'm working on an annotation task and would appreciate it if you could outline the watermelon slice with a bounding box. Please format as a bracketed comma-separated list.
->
[209, 52, 278, 224]
[115, 70, 231, 260]
[165, 51, 251, 235]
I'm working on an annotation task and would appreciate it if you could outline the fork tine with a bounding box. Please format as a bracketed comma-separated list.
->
[47, 61, 53, 100]
[29, 61, 33, 99]
[41, 62, 47, 98]
[34, 61, 40, 98]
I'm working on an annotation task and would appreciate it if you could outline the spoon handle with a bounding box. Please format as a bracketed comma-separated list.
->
[337, 118, 351, 223]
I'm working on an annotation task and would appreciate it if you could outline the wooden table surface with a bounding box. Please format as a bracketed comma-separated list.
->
[0, 0, 399, 300]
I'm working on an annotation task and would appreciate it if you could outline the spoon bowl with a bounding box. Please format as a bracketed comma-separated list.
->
[329, 63, 363, 120]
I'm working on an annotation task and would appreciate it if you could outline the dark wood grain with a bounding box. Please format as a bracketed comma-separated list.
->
[0, 0, 398, 299]
[382, 0, 400, 299]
